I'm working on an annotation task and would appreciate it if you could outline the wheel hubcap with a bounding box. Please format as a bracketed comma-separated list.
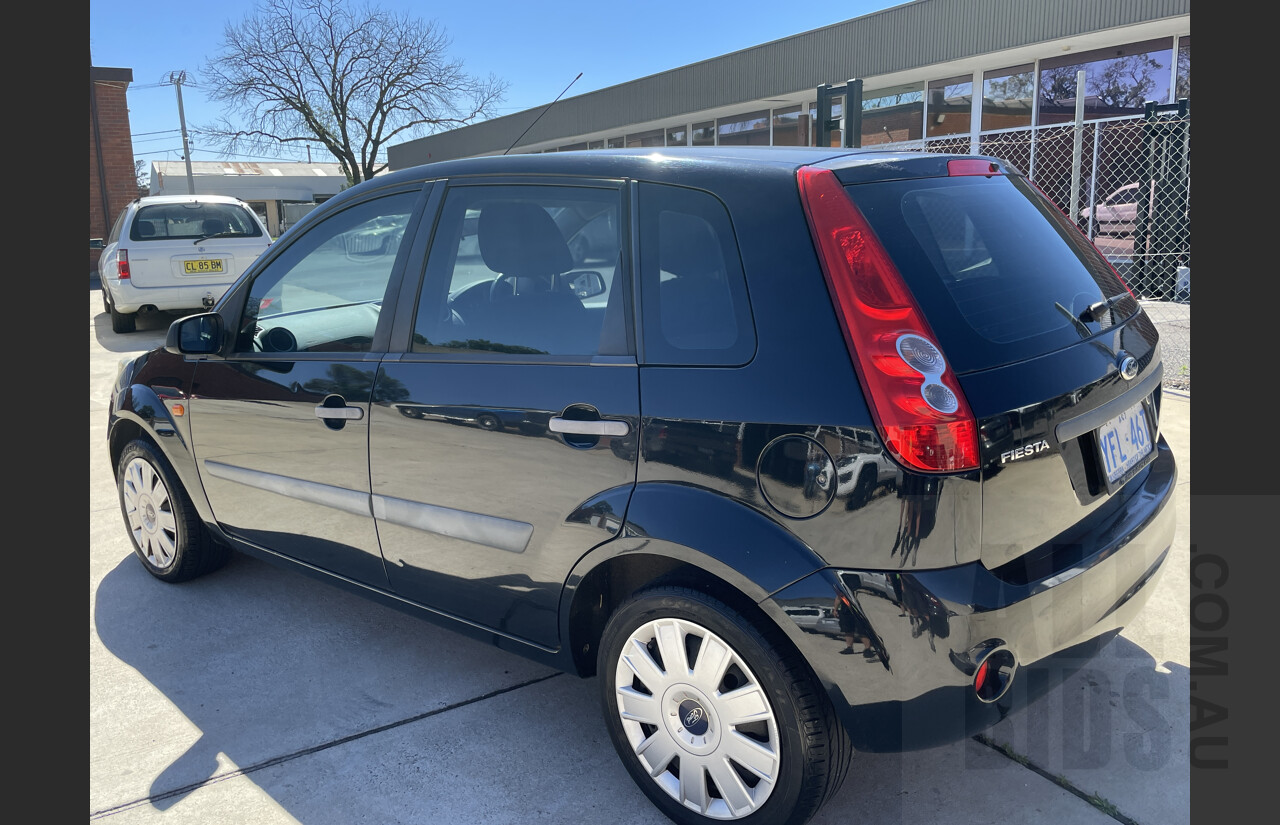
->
[613, 617, 780, 819]
[121, 457, 178, 569]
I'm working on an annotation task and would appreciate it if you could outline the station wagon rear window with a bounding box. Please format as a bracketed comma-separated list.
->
[131, 203, 264, 241]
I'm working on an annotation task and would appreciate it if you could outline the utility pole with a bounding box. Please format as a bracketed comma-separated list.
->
[306, 145, 312, 163]
[170, 71, 196, 194]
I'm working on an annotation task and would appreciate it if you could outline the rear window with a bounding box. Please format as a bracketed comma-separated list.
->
[131, 202, 264, 242]
[845, 174, 1136, 373]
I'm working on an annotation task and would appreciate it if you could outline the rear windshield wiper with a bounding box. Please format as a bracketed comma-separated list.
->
[1080, 293, 1130, 322]
[193, 232, 236, 244]
[1054, 301, 1093, 338]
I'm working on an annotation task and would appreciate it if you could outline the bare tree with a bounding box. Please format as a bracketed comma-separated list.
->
[134, 159, 150, 193]
[200, 0, 507, 185]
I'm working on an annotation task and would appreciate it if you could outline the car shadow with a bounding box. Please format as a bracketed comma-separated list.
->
[91, 550, 565, 816]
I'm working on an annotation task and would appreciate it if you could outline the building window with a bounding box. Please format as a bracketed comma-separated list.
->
[626, 128, 665, 148]
[1038, 38, 1174, 125]
[1175, 36, 1190, 100]
[588, 140, 604, 150]
[607, 136, 625, 149]
[666, 126, 688, 146]
[926, 76, 972, 139]
[717, 110, 769, 146]
[982, 65, 1034, 131]
[558, 142, 588, 152]
[772, 105, 808, 146]
[860, 84, 923, 145]
[692, 121, 715, 146]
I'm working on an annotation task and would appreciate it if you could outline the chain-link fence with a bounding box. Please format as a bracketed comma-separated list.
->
[912, 106, 1192, 392]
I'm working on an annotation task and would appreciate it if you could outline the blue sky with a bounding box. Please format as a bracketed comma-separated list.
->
[90, 0, 896, 167]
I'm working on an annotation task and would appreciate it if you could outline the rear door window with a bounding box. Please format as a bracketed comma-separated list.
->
[846, 174, 1137, 373]
[411, 184, 626, 358]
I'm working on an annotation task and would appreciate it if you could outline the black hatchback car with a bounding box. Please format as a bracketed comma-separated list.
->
[108, 147, 1176, 825]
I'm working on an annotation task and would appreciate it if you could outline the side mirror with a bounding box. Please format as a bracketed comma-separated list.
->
[165, 312, 224, 356]
[90, 238, 105, 250]
[564, 270, 606, 300]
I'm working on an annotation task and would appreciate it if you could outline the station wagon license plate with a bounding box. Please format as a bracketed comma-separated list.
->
[1096, 400, 1153, 486]
[184, 259, 224, 274]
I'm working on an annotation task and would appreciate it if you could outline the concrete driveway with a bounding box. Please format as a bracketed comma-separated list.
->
[89, 285, 1190, 825]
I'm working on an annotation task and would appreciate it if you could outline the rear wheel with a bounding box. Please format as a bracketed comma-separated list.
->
[109, 302, 136, 333]
[599, 586, 851, 825]
[117, 439, 229, 582]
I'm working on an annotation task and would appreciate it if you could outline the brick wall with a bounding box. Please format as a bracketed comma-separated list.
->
[90, 67, 135, 272]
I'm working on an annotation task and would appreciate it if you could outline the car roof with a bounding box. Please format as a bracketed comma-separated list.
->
[134, 194, 248, 207]
[333, 146, 1010, 210]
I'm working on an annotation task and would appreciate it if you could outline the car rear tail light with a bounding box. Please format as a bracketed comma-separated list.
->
[117, 249, 130, 280]
[797, 166, 979, 473]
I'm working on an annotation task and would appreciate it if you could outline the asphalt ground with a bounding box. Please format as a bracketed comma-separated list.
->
[89, 284, 1191, 825]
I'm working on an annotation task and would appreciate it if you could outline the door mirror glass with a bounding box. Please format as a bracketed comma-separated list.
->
[165, 312, 224, 355]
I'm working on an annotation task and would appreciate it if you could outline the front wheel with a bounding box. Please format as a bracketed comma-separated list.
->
[117, 439, 229, 582]
[599, 587, 851, 825]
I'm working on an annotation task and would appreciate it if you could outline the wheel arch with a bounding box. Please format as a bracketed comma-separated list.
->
[109, 384, 215, 526]
[561, 481, 828, 678]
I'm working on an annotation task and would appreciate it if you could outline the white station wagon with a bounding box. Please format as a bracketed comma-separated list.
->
[98, 194, 272, 332]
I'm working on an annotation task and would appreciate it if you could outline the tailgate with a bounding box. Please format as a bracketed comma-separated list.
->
[129, 239, 262, 288]
[961, 311, 1163, 571]
[835, 164, 1167, 573]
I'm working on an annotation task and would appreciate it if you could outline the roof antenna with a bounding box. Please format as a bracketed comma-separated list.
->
[504, 72, 583, 156]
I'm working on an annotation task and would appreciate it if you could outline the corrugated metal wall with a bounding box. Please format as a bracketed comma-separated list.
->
[388, 0, 1189, 168]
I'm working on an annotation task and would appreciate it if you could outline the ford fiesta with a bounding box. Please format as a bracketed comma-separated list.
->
[107, 147, 1176, 825]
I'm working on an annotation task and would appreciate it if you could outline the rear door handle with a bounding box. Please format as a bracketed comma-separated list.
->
[549, 417, 629, 437]
[315, 404, 364, 421]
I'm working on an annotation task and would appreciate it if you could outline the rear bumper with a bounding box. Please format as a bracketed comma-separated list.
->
[106, 276, 238, 314]
[766, 436, 1176, 752]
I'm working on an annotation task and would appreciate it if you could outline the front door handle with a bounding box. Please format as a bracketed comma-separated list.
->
[315, 404, 364, 421]
[549, 417, 629, 437]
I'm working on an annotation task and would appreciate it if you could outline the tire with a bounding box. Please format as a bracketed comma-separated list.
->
[599, 586, 852, 825]
[110, 302, 136, 334]
[477, 413, 501, 431]
[116, 439, 229, 583]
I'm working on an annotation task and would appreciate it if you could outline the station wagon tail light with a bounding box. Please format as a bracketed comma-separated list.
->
[117, 249, 130, 280]
[797, 166, 978, 473]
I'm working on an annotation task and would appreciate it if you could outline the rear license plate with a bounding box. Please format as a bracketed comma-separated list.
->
[1096, 400, 1153, 486]
[184, 259, 224, 274]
